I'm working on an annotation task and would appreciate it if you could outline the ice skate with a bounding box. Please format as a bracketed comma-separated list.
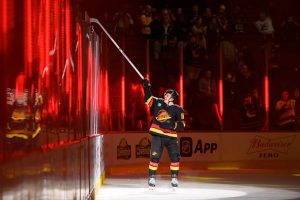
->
[171, 174, 178, 188]
[148, 175, 156, 190]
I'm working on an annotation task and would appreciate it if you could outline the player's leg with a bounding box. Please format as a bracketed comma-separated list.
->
[166, 137, 180, 187]
[148, 135, 163, 187]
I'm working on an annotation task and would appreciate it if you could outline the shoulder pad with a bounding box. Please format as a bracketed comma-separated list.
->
[174, 104, 185, 112]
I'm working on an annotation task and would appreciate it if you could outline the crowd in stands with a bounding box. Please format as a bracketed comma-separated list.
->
[98, 0, 300, 131]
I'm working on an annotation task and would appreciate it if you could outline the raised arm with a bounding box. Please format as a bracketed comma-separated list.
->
[142, 78, 156, 108]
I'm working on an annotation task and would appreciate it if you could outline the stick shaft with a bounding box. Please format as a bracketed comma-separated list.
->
[90, 18, 144, 80]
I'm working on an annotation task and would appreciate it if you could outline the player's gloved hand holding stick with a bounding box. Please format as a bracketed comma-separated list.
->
[141, 78, 151, 88]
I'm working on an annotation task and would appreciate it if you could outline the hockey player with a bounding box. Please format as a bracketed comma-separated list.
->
[141, 78, 185, 188]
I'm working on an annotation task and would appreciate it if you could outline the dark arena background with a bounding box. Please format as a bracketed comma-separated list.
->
[0, 0, 300, 199]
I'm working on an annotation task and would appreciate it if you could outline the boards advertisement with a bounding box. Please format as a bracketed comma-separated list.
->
[104, 132, 300, 166]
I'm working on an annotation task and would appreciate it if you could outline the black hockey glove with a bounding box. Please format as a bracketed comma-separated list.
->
[141, 78, 151, 88]
[159, 120, 175, 130]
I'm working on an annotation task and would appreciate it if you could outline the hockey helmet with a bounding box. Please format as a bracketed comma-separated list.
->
[164, 89, 179, 102]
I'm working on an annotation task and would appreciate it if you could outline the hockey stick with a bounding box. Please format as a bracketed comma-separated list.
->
[90, 18, 145, 80]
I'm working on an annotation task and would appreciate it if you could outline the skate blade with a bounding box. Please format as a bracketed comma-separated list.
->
[149, 186, 155, 191]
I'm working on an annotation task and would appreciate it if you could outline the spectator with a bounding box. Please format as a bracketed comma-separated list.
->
[252, 89, 263, 109]
[217, 4, 227, 18]
[191, 17, 207, 37]
[33, 93, 43, 130]
[216, 4, 229, 37]
[185, 35, 207, 80]
[188, 4, 201, 24]
[240, 93, 263, 131]
[235, 64, 255, 101]
[279, 16, 299, 43]
[140, 4, 153, 38]
[113, 4, 135, 36]
[254, 12, 274, 39]
[232, 17, 247, 34]
[198, 69, 217, 98]
[275, 89, 296, 130]
[291, 87, 300, 130]
[203, 7, 213, 25]
[223, 71, 237, 108]
[207, 15, 222, 48]
[161, 9, 175, 50]
[230, 5, 248, 34]
[150, 12, 164, 60]
[173, 10, 190, 45]
[223, 71, 239, 130]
